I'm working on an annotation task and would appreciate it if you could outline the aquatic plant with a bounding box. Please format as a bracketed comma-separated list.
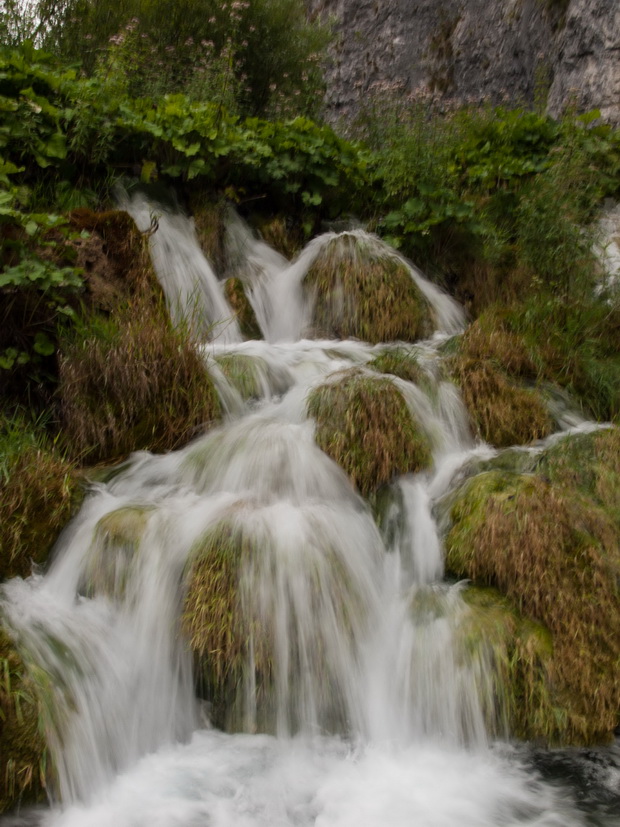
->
[307, 368, 432, 497]
[305, 234, 434, 343]
[446, 469, 620, 744]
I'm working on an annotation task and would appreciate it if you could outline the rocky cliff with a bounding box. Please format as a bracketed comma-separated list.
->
[307, 0, 620, 125]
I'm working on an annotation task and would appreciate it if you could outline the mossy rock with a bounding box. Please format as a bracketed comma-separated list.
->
[307, 368, 432, 497]
[182, 508, 369, 733]
[256, 215, 301, 259]
[188, 197, 227, 274]
[0, 420, 81, 582]
[445, 470, 620, 744]
[450, 356, 553, 447]
[0, 626, 48, 814]
[223, 278, 262, 340]
[80, 506, 153, 598]
[215, 354, 264, 401]
[458, 586, 558, 741]
[304, 233, 434, 343]
[367, 348, 426, 386]
[458, 310, 538, 379]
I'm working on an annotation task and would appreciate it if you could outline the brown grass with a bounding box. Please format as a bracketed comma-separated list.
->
[451, 357, 552, 447]
[305, 234, 434, 343]
[189, 198, 227, 274]
[256, 216, 301, 260]
[459, 311, 538, 379]
[223, 278, 262, 340]
[58, 300, 221, 464]
[307, 368, 432, 497]
[446, 471, 620, 744]
[0, 421, 79, 581]
[0, 627, 48, 813]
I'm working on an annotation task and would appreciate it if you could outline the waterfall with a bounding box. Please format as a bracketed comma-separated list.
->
[0, 204, 603, 826]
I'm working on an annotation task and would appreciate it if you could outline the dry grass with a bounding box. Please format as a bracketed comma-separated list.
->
[58, 300, 221, 464]
[0, 626, 48, 814]
[451, 358, 552, 447]
[458, 311, 538, 379]
[305, 234, 434, 343]
[256, 216, 301, 260]
[307, 368, 432, 497]
[223, 278, 262, 340]
[68, 209, 160, 304]
[446, 471, 620, 744]
[0, 419, 79, 581]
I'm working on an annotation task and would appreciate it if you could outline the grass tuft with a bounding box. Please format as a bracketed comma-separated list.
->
[0, 416, 79, 581]
[367, 348, 426, 385]
[307, 368, 432, 496]
[0, 626, 48, 814]
[305, 233, 434, 343]
[58, 301, 221, 464]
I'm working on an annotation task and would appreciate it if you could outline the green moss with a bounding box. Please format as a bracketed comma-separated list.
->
[215, 354, 263, 401]
[305, 233, 434, 343]
[307, 368, 432, 497]
[0, 417, 81, 582]
[0, 626, 48, 814]
[446, 470, 620, 744]
[81, 505, 153, 598]
[367, 348, 426, 385]
[458, 586, 557, 741]
[223, 278, 262, 340]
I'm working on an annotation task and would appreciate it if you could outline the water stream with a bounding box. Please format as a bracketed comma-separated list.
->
[1, 205, 618, 826]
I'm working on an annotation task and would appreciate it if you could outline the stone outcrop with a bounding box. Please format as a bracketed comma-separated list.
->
[307, 0, 620, 125]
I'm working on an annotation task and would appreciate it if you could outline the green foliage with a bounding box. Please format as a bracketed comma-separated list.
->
[32, 0, 329, 118]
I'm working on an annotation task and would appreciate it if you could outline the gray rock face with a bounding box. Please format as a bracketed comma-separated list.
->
[307, 0, 620, 124]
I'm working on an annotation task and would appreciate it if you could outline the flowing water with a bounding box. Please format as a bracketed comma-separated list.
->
[1, 205, 619, 826]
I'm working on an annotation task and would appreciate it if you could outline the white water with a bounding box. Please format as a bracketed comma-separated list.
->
[0, 207, 612, 826]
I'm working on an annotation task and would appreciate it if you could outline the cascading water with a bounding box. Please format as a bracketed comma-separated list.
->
[0, 204, 616, 826]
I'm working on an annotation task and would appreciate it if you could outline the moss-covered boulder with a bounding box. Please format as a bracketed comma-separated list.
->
[182, 507, 371, 733]
[445, 469, 620, 744]
[223, 278, 262, 340]
[0, 419, 80, 582]
[307, 368, 432, 497]
[367, 348, 426, 386]
[457, 586, 556, 741]
[304, 233, 434, 343]
[450, 357, 552, 447]
[80, 505, 153, 598]
[0, 626, 48, 814]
